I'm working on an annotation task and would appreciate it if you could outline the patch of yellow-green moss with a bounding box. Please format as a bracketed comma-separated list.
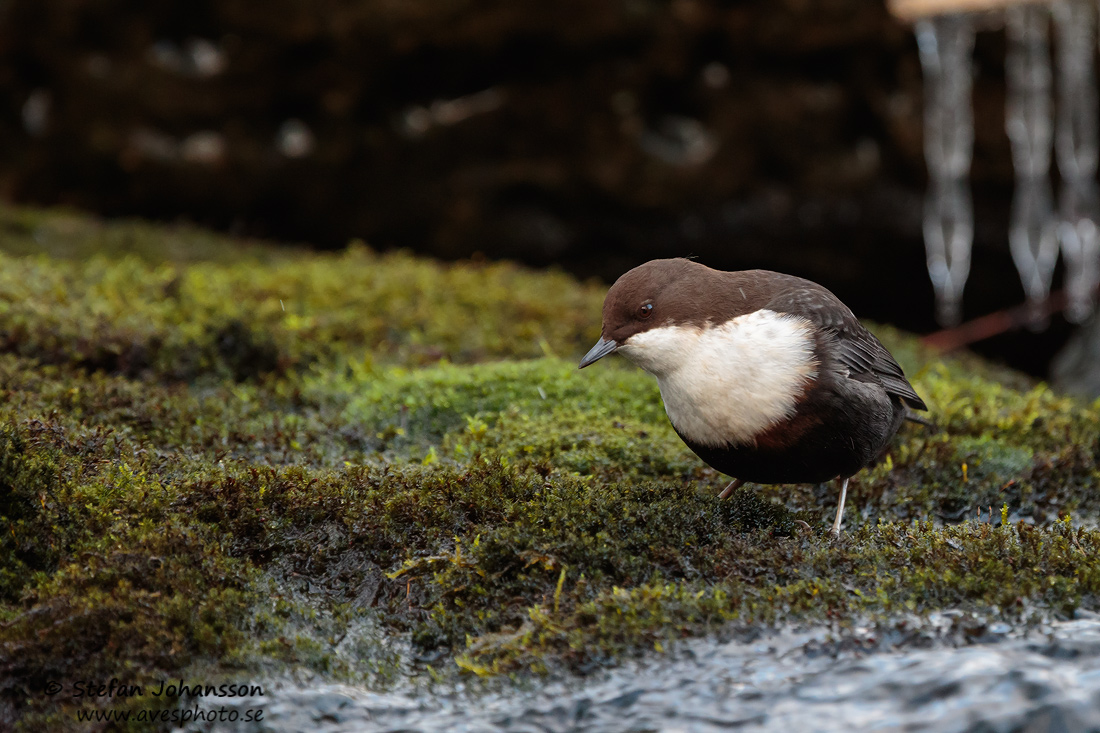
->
[0, 204, 603, 381]
[1, 203, 1099, 728]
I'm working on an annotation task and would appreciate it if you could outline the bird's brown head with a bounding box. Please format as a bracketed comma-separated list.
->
[579, 258, 718, 368]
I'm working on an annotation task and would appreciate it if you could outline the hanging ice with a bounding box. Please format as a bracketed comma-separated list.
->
[1005, 4, 1059, 327]
[917, 15, 975, 326]
[1053, 0, 1100, 322]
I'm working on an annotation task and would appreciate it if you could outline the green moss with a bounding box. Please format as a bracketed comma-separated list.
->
[0, 205, 604, 381]
[1, 204, 1100, 727]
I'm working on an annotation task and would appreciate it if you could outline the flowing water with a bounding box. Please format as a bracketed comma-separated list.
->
[193, 613, 1100, 732]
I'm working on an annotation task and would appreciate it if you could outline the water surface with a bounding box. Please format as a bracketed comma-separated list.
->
[199, 614, 1100, 732]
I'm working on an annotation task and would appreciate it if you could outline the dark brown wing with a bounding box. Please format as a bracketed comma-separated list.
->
[765, 284, 928, 412]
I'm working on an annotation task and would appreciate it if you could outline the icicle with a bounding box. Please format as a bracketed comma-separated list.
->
[1053, 0, 1100, 322]
[917, 15, 975, 326]
[1006, 4, 1058, 328]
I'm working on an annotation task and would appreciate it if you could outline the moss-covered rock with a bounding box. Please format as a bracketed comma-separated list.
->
[1, 204, 1099, 728]
[0, 205, 603, 381]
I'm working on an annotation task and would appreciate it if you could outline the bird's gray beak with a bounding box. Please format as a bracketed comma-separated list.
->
[579, 337, 619, 368]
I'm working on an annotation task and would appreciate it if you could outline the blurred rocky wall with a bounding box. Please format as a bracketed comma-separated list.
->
[0, 0, 1062, 362]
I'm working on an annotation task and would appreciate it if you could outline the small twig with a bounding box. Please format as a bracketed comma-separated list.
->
[920, 285, 1099, 354]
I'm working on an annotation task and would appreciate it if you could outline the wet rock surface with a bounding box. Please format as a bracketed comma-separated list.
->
[195, 616, 1100, 732]
[1, 1, 922, 261]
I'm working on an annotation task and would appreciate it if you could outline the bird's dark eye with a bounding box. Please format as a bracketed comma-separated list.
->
[638, 302, 654, 318]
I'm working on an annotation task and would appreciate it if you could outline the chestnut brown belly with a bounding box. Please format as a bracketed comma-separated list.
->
[675, 405, 903, 484]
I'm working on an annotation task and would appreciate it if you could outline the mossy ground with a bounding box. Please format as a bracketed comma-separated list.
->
[1, 204, 1099, 729]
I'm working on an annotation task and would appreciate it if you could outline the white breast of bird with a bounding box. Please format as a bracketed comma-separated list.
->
[617, 309, 819, 448]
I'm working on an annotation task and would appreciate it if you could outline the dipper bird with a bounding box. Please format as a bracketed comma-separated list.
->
[578, 258, 927, 535]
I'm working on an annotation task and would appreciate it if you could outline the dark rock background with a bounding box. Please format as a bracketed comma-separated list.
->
[0, 0, 1083, 375]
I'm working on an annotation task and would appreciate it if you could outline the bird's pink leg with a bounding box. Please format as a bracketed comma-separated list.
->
[718, 478, 744, 499]
[830, 476, 850, 537]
